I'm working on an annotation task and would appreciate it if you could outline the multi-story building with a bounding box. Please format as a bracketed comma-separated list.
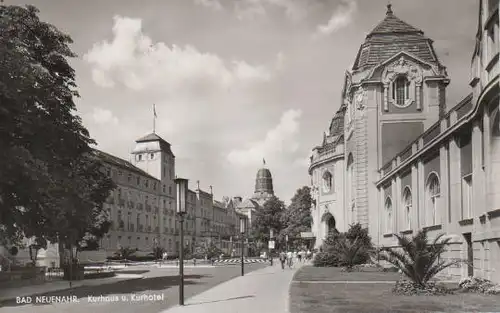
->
[309, 1, 499, 282]
[97, 133, 251, 258]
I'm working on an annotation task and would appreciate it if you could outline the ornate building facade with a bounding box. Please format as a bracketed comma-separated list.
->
[309, 1, 499, 282]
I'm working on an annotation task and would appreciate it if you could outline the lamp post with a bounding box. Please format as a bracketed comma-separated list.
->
[285, 234, 289, 252]
[175, 178, 188, 306]
[239, 217, 246, 276]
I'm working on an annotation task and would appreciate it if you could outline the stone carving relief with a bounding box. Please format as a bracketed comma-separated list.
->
[382, 57, 423, 111]
[354, 87, 366, 110]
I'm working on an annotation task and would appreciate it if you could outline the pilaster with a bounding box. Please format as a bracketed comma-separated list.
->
[472, 121, 484, 219]
[483, 108, 491, 211]
[417, 160, 425, 228]
[395, 175, 402, 232]
[439, 144, 450, 229]
[411, 163, 419, 230]
[449, 137, 461, 223]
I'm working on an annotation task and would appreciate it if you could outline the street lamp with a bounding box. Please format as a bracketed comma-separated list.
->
[175, 178, 188, 306]
[239, 217, 246, 276]
[285, 234, 289, 252]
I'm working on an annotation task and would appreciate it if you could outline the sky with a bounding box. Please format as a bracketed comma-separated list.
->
[10, 0, 478, 204]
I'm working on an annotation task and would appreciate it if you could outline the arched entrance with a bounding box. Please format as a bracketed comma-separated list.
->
[321, 212, 338, 235]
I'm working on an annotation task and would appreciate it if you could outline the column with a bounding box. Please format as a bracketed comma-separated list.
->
[439, 144, 450, 228]
[449, 137, 461, 223]
[383, 84, 389, 112]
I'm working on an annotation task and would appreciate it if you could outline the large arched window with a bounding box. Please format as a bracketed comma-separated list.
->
[392, 76, 410, 106]
[385, 197, 393, 234]
[426, 173, 441, 226]
[322, 170, 333, 192]
[402, 187, 412, 230]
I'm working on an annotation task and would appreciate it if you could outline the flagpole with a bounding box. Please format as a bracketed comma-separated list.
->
[153, 104, 156, 134]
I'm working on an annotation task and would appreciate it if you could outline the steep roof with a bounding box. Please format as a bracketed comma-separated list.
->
[352, 4, 440, 71]
[237, 198, 259, 209]
[134, 132, 174, 156]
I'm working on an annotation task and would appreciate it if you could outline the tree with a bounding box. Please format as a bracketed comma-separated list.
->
[250, 196, 286, 247]
[114, 247, 137, 260]
[0, 5, 115, 250]
[379, 230, 460, 288]
[281, 186, 313, 247]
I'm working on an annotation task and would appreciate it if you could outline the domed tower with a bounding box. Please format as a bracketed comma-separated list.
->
[252, 159, 274, 205]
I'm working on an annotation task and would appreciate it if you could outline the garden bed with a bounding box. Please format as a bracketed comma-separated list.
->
[290, 266, 500, 313]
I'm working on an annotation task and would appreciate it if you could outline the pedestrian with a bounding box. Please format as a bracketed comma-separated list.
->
[279, 251, 286, 270]
[297, 251, 302, 263]
[287, 251, 293, 268]
[306, 249, 312, 261]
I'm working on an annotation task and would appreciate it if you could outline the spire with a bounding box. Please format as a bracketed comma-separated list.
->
[263, 158, 266, 166]
[153, 103, 157, 134]
[386, 3, 393, 16]
[196, 180, 200, 190]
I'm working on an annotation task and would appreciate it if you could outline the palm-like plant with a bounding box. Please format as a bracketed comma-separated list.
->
[379, 230, 460, 287]
[334, 237, 365, 271]
[115, 246, 136, 260]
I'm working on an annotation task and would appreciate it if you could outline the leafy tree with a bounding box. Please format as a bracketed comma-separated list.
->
[281, 186, 313, 247]
[379, 230, 460, 287]
[152, 246, 166, 260]
[193, 242, 222, 259]
[0, 5, 115, 251]
[250, 196, 286, 245]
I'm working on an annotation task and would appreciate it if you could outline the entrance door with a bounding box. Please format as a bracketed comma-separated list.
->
[464, 233, 474, 277]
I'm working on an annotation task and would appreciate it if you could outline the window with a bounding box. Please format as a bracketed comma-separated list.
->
[385, 197, 393, 234]
[150, 153, 154, 160]
[138, 154, 142, 161]
[136, 214, 140, 229]
[163, 184, 166, 193]
[128, 173, 132, 182]
[136, 177, 140, 185]
[392, 76, 410, 106]
[145, 180, 149, 188]
[322, 171, 333, 193]
[346, 154, 355, 223]
[426, 173, 441, 226]
[169, 186, 172, 195]
[402, 187, 412, 230]
[462, 174, 473, 219]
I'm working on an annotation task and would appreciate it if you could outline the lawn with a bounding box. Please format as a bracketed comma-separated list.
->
[290, 266, 500, 313]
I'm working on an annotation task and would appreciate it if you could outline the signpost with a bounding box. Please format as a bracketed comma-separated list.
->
[268, 240, 275, 249]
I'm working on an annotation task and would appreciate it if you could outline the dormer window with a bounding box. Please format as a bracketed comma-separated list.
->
[392, 76, 410, 106]
[150, 153, 154, 160]
[137, 154, 142, 161]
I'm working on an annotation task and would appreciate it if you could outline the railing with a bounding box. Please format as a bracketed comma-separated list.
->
[399, 145, 413, 163]
[422, 123, 441, 145]
[381, 162, 392, 175]
[456, 98, 473, 120]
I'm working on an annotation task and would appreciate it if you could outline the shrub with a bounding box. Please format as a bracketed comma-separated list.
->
[313, 224, 373, 268]
[379, 230, 460, 288]
[459, 277, 500, 295]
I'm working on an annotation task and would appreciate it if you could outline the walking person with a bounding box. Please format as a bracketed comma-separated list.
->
[279, 251, 286, 270]
[297, 250, 303, 263]
[287, 250, 293, 268]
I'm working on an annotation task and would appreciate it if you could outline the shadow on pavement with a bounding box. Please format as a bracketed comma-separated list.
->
[186, 295, 255, 306]
[0, 274, 210, 308]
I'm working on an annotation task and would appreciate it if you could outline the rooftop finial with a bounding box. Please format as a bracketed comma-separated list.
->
[386, 2, 393, 15]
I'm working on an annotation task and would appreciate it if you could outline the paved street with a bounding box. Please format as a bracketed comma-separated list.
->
[0, 264, 266, 313]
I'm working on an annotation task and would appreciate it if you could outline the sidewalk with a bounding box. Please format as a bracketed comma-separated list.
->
[161, 261, 306, 313]
[0, 273, 143, 302]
